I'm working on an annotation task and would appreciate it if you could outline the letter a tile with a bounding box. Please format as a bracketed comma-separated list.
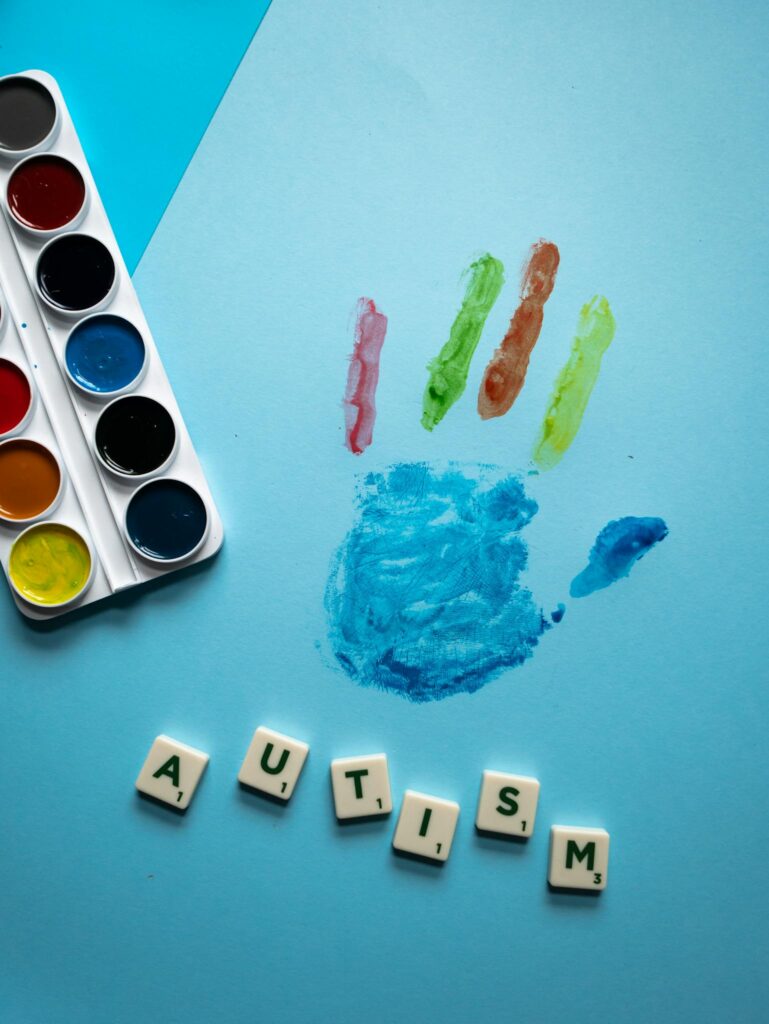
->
[135, 734, 209, 811]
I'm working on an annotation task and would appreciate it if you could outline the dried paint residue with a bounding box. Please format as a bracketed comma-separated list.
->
[478, 240, 559, 420]
[571, 516, 668, 598]
[421, 254, 504, 431]
[325, 462, 549, 702]
[343, 298, 388, 455]
[533, 296, 615, 470]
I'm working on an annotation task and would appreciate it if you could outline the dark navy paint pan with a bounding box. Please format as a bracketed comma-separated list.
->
[126, 479, 209, 564]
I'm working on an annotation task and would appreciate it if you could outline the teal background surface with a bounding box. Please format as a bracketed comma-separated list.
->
[2, 2, 769, 1022]
[0, 0, 271, 270]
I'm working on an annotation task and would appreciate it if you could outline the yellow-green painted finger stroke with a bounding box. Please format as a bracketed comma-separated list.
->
[533, 296, 616, 470]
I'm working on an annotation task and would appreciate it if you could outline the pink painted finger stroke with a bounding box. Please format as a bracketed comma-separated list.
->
[344, 298, 388, 455]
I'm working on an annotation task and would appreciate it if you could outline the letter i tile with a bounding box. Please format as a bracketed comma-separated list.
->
[392, 789, 459, 863]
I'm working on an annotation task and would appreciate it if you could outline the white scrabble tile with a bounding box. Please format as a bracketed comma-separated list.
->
[475, 770, 540, 838]
[392, 789, 459, 862]
[135, 735, 209, 811]
[331, 753, 392, 819]
[238, 726, 309, 800]
[548, 825, 610, 890]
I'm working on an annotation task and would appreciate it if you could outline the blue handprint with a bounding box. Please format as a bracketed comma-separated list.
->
[325, 248, 668, 703]
[325, 463, 545, 701]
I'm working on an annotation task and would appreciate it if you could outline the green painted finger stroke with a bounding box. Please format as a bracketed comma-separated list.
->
[533, 296, 616, 471]
[421, 254, 505, 431]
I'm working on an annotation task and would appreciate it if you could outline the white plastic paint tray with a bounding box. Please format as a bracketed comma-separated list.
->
[0, 71, 223, 619]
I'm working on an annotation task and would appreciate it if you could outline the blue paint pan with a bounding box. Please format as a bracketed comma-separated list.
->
[65, 314, 147, 396]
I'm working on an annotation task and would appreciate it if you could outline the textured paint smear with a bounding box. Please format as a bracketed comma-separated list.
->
[551, 603, 566, 623]
[421, 255, 504, 431]
[478, 240, 560, 420]
[325, 462, 549, 702]
[343, 298, 388, 455]
[533, 296, 616, 470]
[571, 516, 668, 598]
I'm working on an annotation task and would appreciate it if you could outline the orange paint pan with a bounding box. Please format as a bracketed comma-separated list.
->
[0, 438, 61, 521]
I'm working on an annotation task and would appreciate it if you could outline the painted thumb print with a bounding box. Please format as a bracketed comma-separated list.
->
[326, 242, 668, 702]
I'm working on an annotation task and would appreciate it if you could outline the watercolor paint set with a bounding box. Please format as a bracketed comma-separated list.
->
[0, 71, 222, 619]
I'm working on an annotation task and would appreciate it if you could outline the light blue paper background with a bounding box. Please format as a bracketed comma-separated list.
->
[0, 0, 271, 270]
[2, 2, 769, 1021]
